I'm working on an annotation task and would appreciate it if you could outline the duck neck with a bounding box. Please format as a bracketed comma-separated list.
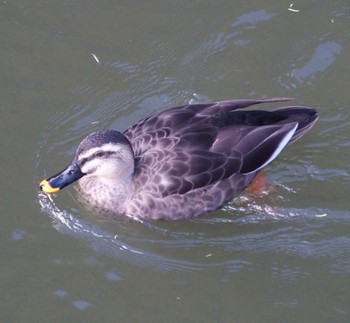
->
[77, 175, 133, 214]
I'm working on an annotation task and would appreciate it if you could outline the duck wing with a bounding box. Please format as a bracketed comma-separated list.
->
[123, 99, 317, 219]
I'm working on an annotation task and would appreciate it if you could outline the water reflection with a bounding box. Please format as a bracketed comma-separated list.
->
[231, 9, 276, 28]
[291, 41, 342, 83]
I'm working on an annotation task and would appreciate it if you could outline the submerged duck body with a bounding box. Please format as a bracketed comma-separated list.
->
[40, 98, 318, 220]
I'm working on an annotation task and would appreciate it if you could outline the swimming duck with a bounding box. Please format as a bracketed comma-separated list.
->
[40, 98, 318, 220]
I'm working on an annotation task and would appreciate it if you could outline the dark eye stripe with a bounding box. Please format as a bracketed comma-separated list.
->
[80, 151, 116, 167]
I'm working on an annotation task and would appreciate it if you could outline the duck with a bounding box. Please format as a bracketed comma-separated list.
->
[39, 98, 318, 220]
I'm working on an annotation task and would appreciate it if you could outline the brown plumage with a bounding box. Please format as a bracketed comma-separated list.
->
[40, 98, 318, 220]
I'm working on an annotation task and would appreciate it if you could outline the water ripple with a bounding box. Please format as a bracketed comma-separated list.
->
[37, 187, 350, 274]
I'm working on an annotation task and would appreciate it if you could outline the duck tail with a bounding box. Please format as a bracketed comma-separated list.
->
[272, 106, 319, 144]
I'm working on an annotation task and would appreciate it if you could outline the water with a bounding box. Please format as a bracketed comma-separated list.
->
[1, 1, 350, 322]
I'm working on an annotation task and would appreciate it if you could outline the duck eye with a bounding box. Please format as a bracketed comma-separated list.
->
[96, 152, 104, 158]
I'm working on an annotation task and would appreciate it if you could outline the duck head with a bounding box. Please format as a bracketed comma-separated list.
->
[40, 130, 135, 193]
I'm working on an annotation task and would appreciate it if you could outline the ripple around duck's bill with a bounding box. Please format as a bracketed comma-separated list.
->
[37, 188, 350, 274]
[38, 191, 206, 272]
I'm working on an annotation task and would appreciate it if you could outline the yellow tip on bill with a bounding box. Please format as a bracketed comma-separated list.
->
[39, 179, 60, 193]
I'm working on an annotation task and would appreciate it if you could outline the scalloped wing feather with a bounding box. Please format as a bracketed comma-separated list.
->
[123, 99, 317, 219]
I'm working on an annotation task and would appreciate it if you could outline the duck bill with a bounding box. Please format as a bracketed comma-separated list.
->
[39, 162, 85, 193]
